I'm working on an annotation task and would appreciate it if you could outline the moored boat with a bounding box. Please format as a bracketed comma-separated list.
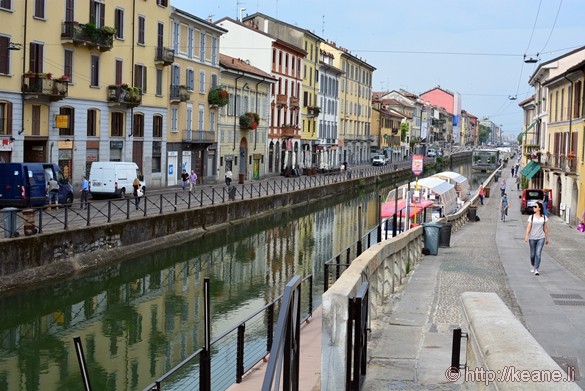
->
[431, 171, 471, 204]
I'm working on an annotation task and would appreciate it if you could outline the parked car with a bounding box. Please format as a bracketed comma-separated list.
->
[372, 155, 387, 166]
[0, 162, 74, 208]
[520, 189, 544, 214]
[426, 148, 437, 157]
[89, 162, 145, 199]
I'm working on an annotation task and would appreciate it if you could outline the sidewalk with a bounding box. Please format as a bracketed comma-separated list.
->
[363, 171, 585, 390]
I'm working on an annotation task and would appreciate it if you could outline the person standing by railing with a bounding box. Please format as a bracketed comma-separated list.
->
[225, 168, 233, 186]
[80, 175, 89, 209]
[189, 170, 197, 192]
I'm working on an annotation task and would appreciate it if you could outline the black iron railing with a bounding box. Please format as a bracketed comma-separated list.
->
[346, 281, 369, 391]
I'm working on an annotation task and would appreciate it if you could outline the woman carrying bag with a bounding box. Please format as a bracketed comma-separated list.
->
[524, 201, 549, 275]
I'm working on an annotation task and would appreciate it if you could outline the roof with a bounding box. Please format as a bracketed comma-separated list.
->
[431, 171, 467, 185]
[415, 177, 455, 195]
[219, 54, 277, 81]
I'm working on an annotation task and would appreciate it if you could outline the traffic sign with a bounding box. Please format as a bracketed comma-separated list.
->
[411, 154, 424, 176]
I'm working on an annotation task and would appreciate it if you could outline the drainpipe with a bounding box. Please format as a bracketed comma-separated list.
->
[18, 0, 28, 139]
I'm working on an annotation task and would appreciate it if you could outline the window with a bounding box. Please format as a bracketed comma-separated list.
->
[0, 36, 11, 74]
[134, 64, 146, 93]
[32, 105, 40, 135]
[137, 16, 145, 45]
[152, 141, 161, 173]
[34, 0, 45, 18]
[199, 70, 205, 93]
[0, 1, 12, 11]
[228, 93, 234, 116]
[114, 8, 124, 39]
[155, 68, 162, 96]
[29, 43, 43, 73]
[156, 0, 168, 6]
[87, 109, 97, 136]
[210, 111, 216, 133]
[90, 0, 105, 28]
[172, 22, 179, 53]
[59, 107, 74, 136]
[64, 50, 73, 81]
[186, 104, 193, 130]
[65, 0, 74, 22]
[90, 55, 99, 87]
[171, 107, 178, 132]
[574, 81, 581, 119]
[133, 113, 144, 137]
[111, 112, 124, 137]
[153, 115, 163, 138]
[199, 32, 206, 60]
[115, 59, 123, 85]
[211, 74, 218, 88]
[211, 36, 218, 65]
[188, 28, 194, 58]
[186, 69, 194, 91]
[0, 101, 12, 135]
[198, 104, 204, 130]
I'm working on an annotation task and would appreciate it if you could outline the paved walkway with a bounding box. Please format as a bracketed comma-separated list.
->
[364, 171, 585, 390]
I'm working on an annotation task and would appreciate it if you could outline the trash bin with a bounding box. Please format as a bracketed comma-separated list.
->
[439, 222, 453, 247]
[468, 205, 478, 222]
[484, 187, 491, 198]
[422, 222, 441, 255]
[238, 173, 245, 184]
[2, 207, 19, 238]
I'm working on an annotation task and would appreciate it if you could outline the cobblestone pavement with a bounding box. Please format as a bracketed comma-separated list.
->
[363, 170, 585, 390]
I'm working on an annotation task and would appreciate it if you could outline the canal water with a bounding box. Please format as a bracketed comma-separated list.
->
[0, 161, 478, 391]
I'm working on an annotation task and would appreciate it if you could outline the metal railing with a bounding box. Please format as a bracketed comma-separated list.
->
[346, 281, 369, 391]
[143, 275, 313, 391]
[1, 163, 410, 239]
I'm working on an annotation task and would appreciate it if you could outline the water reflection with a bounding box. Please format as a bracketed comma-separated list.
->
[0, 190, 382, 391]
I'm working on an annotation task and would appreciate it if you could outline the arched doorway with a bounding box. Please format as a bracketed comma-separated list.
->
[239, 138, 248, 183]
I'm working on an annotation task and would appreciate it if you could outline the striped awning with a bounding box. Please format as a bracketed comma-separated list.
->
[521, 160, 541, 180]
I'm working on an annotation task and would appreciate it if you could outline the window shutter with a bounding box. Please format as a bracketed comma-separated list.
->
[6, 102, 12, 135]
[89, 0, 95, 24]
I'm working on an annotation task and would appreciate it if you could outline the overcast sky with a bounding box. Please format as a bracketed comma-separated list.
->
[172, 0, 583, 140]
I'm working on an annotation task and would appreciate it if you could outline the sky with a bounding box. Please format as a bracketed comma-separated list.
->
[172, 0, 584, 140]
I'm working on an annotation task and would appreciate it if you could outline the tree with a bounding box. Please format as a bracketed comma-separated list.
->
[400, 122, 409, 142]
[478, 124, 491, 145]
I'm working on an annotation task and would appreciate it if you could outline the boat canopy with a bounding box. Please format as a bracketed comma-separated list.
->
[415, 177, 454, 195]
[381, 199, 434, 219]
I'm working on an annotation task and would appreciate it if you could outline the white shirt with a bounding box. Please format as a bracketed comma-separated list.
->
[528, 215, 547, 240]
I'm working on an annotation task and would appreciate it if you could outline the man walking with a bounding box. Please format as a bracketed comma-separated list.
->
[80, 175, 89, 209]
[500, 179, 506, 197]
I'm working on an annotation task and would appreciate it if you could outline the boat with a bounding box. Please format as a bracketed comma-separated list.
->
[472, 149, 500, 172]
[431, 171, 471, 204]
[381, 176, 460, 227]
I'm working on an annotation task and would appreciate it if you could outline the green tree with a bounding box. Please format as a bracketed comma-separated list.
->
[478, 124, 491, 144]
[400, 122, 409, 142]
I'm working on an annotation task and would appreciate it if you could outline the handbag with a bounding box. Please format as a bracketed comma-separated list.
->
[577, 222, 585, 233]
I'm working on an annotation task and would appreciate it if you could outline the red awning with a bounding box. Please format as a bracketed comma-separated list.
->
[380, 199, 434, 219]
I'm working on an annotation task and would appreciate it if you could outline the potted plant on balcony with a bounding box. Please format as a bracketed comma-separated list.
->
[208, 86, 229, 107]
[239, 112, 259, 130]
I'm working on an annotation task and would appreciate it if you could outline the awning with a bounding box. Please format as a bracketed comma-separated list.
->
[521, 160, 541, 179]
[380, 199, 434, 219]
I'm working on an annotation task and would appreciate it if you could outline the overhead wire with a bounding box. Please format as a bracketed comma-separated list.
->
[538, 0, 563, 55]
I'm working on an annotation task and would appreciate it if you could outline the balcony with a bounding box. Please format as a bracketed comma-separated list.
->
[22, 74, 68, 101]
[549, 153, 577, 173]
[276, 94, 287, 107]
[281, 125, 298, 138]
[183, 129, 216, 143]
[307, 106, 320, 118]
[61, 21, 114, 52]
[107, 85, 142, 108]
[170, 85, 190, 103]
[289, 96, 299, 108]
[155, 46, 174, 66]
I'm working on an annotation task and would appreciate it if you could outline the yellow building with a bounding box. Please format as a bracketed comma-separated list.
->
[322, 41, 376, 165]
[167, 8, 226, 185]
[0, 0, 173, 188]
[217, 54, 276, 182]
[541, 61, 584, 224]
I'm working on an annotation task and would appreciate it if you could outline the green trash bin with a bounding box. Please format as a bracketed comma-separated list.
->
[423, 222, 441, 255]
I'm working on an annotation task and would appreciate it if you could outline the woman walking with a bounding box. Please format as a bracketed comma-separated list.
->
[524, 201, 549, 275]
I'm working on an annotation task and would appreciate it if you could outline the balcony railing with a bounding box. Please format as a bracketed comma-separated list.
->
[307, 106, 320, 118]
[61, 21, 114, 52]
[107, 86, 142, 107]
[22, 74, 68, 101]
[155, 46, 174, 65]
[183, 129, 216, 143]
[289, 96, 299, 108]
[281, 125, 298, 138]
[170, 85, 190, 102]
[276, 94, 287, 106]
[549, 154, 577, 173]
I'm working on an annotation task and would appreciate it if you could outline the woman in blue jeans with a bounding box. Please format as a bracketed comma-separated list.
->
[524, 201, 549, 275]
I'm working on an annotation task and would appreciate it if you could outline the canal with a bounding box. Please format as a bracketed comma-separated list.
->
[0, 161, 478, 391]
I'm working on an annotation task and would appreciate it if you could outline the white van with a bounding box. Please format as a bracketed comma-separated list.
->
[89, 162, 145, 198]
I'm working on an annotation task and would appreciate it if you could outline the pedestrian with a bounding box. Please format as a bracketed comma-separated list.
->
[500, 179, 506, 196]
[80, 175, 89, 209]
[478, 185, 484, 205]
[524, 201, 549, 275]
[225, 168, 233, 186]
[542, 191, 549, 217]
[515, 175, 520, 191]
[510, 167, 514, 177]
[133, 177, 141, 209]
[499, 192, 508, 221]
[181, 170, 189, 190]
[46, 177, 60, 210]
[189, 170, 198, 192]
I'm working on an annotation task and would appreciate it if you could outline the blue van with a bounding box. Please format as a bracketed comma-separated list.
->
[0, 163, 74, 208]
